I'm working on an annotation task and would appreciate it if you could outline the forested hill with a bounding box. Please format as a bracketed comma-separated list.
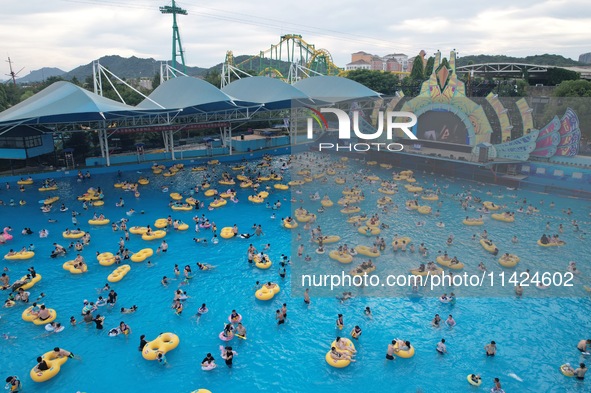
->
[456, 54, 581, 66]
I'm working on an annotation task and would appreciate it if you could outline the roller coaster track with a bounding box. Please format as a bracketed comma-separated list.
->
[221, 34, 341, 87]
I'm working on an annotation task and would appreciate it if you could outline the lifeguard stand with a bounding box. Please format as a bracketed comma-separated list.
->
[63, 148, 75, 169]
[136, 143, 145, 163]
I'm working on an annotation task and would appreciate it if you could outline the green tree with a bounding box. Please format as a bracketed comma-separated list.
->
[152, 73, 161, 90]
[19, 90, 34, 102]
[553, 80, 591, 97]
[343, 69, 400, 95]
[546, 68, 580, 85]
[0, 84, 9, 111]
[4, 84, 21, 107]
[203, 69, 221, 87]
[36, 76, 64, 92]
[424, 56, 435, 78]
[410, 57, 424, 81]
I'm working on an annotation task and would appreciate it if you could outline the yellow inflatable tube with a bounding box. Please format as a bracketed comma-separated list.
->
[220, 227, 235, 239]
[560, 364, 574, 377]
[108, 264, 131, 283]
[321, 199, 333, 207]
[44, 196, 59, 204]
[32, 309, 57, 325]
[248, 195, 264, 203]
[358, 226, 381, 236]
[410, 267, 443, 276]
[537, 239, 565, 247]
[62, 231, 86, 239]
[480, 239, 497, 253]
[491, 213, 515, 223]
[296, 213, 316, 223]
[329, 251, 353, 264]
[171, 205, 192, 211]
[283, 219, 298, 229]
[97, 252, 116, 266]
[466, 375, 482, 386]
[354, 246, 380, 258]
[30, 350, 69, 382]
[436, 256, 464, 269]
[129, 226, 149, 235]
[154, 219, 168, 229]
[209, 199, 227, 208]
[88, 219, 110, 225]
[255, 284, 280, 301]
[498, 254, 520, 267]
[482, 201, 500, 211]
[254, 255, 272, 270]
[20, 274, 42, 290]
[131, 248, 153, 262]
[142, 333, 180, 360]
[421, 194, 439, 201]
[39, 186, 58, 192]
[462, 219, 483, 226]
[4, 251, 35, 260]
[417, 206, 432, 214]
[142, 230, 166, 241]
[392, 237, 412, 248]
[340, 206, 361, 214]
[63, 261, 88, 274]
[394, 342, 415, 358]
[22, 305, 41, 321]
[313, 235, 341, 244]
[204, 189, 218, 197]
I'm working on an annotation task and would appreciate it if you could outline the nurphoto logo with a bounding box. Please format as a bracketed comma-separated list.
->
[307, 108, 418, 152]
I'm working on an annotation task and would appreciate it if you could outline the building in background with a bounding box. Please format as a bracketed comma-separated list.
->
[346, 51, 419, 74]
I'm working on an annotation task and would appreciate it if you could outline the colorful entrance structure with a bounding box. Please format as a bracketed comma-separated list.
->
[391, 50, 581, 162]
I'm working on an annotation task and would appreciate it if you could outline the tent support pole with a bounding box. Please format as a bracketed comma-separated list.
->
[162, 131, 169, 152]
[97, 127, 110, 166]
[104, 130, 111, 167]
[98, 129, 105, 158]
[169, 130, 175, 160]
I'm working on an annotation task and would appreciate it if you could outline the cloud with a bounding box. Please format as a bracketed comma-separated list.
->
[1, 0, 589, 74]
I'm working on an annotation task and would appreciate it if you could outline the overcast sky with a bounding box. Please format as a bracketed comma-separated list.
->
[2, 0, 590, 74]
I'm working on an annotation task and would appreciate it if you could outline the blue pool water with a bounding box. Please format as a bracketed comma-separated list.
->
[0, 154, 590, 393]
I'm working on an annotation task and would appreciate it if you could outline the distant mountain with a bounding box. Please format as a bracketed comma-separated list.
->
[16, 67, 65, 83]
[62, 55, 208, 81]
[580, 53, 591, 65]
[457, 54, 582, 67]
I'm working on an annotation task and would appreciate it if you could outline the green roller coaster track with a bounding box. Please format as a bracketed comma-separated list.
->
[225, 34, 342, 82]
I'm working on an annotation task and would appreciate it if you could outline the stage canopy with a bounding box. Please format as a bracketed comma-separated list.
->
[293, 76, 380, 104]
[137, 76, 258, 113]
[0, 81, 151, 126]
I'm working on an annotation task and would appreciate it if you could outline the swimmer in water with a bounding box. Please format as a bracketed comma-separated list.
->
[196, 303, 208, 319]
[121, 305, 138, 314]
